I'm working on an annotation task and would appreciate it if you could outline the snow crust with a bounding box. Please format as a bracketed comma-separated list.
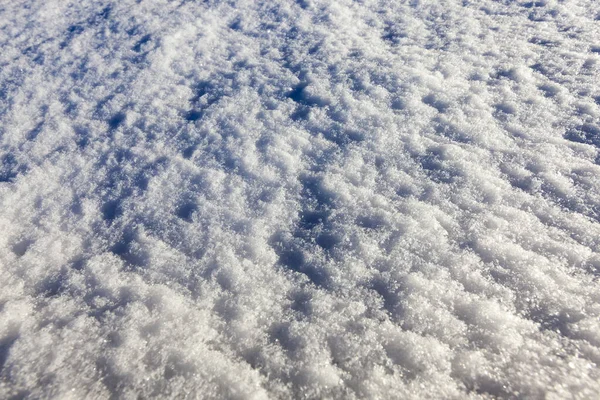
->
[1, 0, 600, 398]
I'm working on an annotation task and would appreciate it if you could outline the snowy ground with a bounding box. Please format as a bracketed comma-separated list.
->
[1, 0, 600, 398]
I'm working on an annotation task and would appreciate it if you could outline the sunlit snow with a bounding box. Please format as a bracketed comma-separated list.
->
[1, 0, 600, 398]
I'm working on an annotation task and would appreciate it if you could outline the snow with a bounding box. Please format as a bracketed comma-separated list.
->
[1, 0, 600, 398]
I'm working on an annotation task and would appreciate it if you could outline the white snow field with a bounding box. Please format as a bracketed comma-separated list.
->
[1, 0, 600, 398]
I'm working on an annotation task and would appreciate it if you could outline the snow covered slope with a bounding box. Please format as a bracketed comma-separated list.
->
[1, 0, 600, 398]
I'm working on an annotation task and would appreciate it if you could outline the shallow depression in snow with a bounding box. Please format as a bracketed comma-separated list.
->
[1, 0, 600, 398]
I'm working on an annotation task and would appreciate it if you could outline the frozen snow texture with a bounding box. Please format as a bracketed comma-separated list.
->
[1, 0, 600, 398]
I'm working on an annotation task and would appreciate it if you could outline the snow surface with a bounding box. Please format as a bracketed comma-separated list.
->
[1, 0, 600, 398]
